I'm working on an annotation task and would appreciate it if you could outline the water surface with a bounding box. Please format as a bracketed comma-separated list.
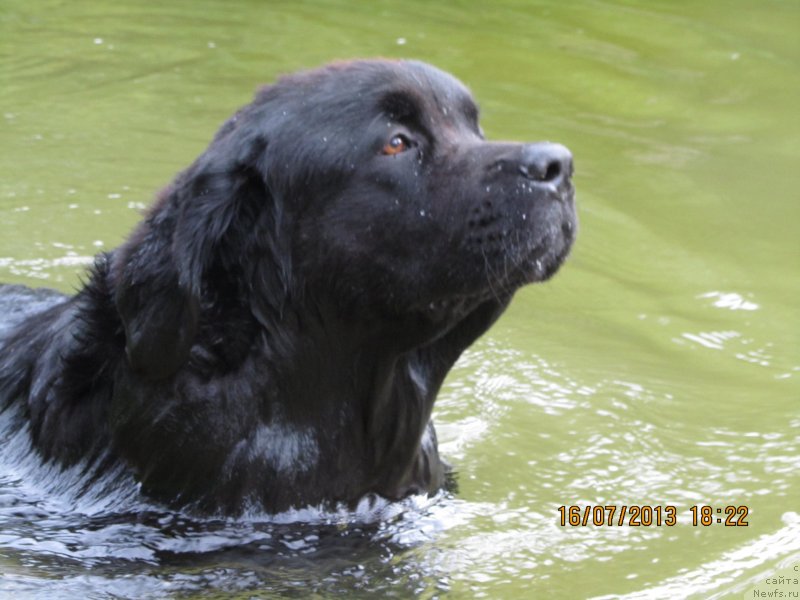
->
[1, 1, 798, 598]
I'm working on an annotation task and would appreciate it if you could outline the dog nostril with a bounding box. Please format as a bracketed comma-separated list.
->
[519, 160, 560, 182]
[543, 160, 561, 181]
[519, 142, 572, 184]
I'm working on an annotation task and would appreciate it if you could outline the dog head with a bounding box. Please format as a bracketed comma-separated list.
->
[113, 60, 576, 379]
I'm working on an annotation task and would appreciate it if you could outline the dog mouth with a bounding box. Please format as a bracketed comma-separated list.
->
[471, 191, 577, 286]
[416, 211, 576, 322]
[522, 213, 577, 281]
[406, 177, 576, 322]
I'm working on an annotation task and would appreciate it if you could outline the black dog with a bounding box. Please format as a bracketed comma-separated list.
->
[0, 60, 575, 515]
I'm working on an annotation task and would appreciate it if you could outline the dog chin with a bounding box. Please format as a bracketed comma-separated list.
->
[519, 221, 576, 284]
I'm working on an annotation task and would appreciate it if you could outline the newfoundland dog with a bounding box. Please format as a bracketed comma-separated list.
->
[0, 60, 575, 515]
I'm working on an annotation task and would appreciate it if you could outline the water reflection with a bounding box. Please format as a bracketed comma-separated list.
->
[698, 291, 759, 312]
[0, 255, 93, 280]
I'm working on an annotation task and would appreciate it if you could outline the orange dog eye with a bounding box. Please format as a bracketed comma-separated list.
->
[382, 134, 410, 155]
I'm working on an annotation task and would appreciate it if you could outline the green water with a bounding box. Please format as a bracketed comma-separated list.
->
[1, 1, 798, 598]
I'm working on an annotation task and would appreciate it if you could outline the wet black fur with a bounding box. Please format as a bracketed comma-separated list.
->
[0, 60, 576, 515]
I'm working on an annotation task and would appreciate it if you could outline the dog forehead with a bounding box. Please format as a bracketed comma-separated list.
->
[398, 60, 474, 104]
[386, 61, 478, 125]
[266, 60, 475, 124]
[314, 59, 470, 96]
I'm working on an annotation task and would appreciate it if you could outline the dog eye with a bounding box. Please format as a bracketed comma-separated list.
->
[382, 134, 411, 156]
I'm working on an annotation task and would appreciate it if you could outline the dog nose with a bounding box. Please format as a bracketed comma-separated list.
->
[518, 143, 573, 184]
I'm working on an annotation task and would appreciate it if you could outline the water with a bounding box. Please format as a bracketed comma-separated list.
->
[1, 0, 798, 598]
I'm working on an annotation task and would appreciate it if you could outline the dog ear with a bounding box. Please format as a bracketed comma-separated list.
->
[171, 129, 292, 323]
[113, 197, 201, 381]
[114, 118, 287, 380]
[172, 112, 294, 328]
